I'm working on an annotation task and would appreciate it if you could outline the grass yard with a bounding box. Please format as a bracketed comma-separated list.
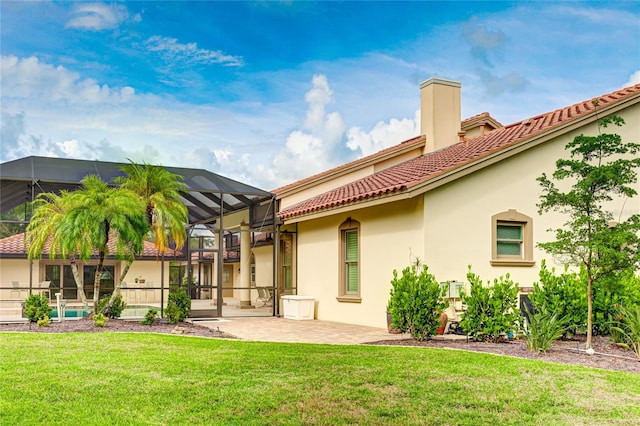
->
[1, 333, 639, 425]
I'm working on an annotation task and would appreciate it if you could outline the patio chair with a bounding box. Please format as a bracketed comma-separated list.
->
[38, 281, 51, 300]
[11, 281, 25, 299]
[256, 286, 273, 307]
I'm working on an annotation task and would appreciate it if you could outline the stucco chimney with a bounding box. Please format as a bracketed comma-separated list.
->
[420, 78, 462, 153]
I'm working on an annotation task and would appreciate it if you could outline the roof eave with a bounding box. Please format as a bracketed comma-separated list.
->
[274, 136, 425, 198]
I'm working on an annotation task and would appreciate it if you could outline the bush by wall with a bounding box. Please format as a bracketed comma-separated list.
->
[387, 262, 448, 341]
[460, 267, 520, 342]
[530, 260, 586, 338]
[531, 262, 640, 337]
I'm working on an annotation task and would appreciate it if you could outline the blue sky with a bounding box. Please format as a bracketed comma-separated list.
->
[2, 1, 639, 190]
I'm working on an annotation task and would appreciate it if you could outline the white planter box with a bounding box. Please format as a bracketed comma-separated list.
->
[282, 295, 315, 320]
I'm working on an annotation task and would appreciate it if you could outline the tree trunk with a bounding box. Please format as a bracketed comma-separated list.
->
[69, 257, 90, 312]
[102, 260, 132, 314]
[93, 249, 106, 313]
[586, 277, 593, 350]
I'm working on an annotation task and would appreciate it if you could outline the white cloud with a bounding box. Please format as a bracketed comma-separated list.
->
[625, 71, 640, 87]
[257, 75, 350, 188]
[65, 3, 130, 31]
[0, 56, 135, 105]
[346, 111, 420, 157]
[143, 36, 243, 67]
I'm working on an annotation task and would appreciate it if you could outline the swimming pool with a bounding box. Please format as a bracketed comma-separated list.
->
[26, 305, 157, 319]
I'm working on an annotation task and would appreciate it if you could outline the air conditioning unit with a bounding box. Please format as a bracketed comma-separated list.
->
[441, 281, 464, 298]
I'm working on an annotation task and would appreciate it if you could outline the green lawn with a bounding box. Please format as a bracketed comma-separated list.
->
[1, 333, 638, 425]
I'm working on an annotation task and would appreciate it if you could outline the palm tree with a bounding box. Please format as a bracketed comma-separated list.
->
[105, 161, 188, 308]
[63, 175, 148, 312]
[26, 191, 92, 311]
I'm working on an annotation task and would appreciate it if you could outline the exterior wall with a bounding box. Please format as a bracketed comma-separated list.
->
[295, 197, 424, 328]
[423, 103, 640, 289]
[0, 259, 36, 299]
[253, 245, 273, 287]
[123, 260, 172, 289]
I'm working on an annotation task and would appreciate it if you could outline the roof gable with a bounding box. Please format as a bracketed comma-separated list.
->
[279, 84, 640, 221]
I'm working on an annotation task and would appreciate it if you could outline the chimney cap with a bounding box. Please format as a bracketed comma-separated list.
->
[420, 77, 461, 89]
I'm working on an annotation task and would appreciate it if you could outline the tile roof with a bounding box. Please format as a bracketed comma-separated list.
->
[461, 111, 503, 129]
[0, 233, 182, 259]
[279, 84, 640, 220]
[272, 135, 425, 195]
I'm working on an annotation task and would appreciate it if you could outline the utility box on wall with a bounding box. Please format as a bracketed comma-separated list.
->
[282, 295, 315, 320]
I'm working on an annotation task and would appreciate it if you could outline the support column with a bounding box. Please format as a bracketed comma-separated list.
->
[212, 231, 219, 306]
[239, 223, 253, 308]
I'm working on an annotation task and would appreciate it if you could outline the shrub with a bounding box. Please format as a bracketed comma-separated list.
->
[93, 313, 109, 327]
[523, 305, 567, 353]
[98, 294, 127, 318]
[459, 267, 520, 342]
[387, 262, 448, 341]
[530, 260, 586, 338]
[592, 270, 640, 336]
[37, 317, 50, 327]
[166, 288, 191, 324]
[141, 308, 158, 326]
[24, 294, 50, 323]
[532, 263, 640, 338]
[611, 304, 640, 360]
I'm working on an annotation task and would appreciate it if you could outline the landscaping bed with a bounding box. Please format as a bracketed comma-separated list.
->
[0, 317, 234, 339]
[368, 334, 640, 374]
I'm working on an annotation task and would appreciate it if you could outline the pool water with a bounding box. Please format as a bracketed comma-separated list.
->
[50, 308, 89, 318]
[25, 305, 156, 319]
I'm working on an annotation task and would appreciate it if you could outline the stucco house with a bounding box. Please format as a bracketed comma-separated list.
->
[274, 78, 640, 329]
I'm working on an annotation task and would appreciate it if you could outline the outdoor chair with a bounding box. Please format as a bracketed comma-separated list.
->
[38, 281, 51, 300]
[11, 281, 27, 300]
[256, 286, 274, 307]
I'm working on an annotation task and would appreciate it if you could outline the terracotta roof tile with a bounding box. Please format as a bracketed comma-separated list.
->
[279, 84, 640, 220]
[272, 135, 425, 194]
[0, 233, 182, 258]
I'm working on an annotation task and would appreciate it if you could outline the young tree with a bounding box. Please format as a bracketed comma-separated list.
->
[537, 108, 640, 349]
